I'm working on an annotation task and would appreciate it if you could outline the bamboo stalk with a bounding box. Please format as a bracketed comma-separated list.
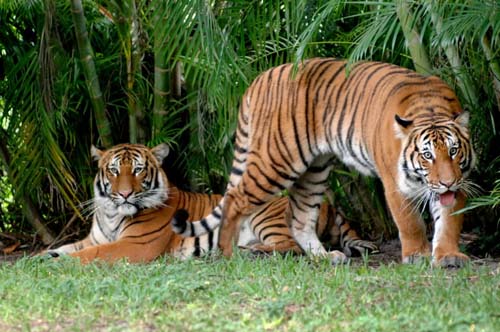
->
[115, 0, 145, 143]
[127, 0, 138, 143]
[152, 43, 169, 138]
[395, 0, 433, 75]
[70, 0, 113, 147]
[152, 1, 171, 139]
[426, 0, 479, 108]
[0, 130, 55, 245]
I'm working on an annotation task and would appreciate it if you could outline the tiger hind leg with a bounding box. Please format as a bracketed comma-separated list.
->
[219, 162, 297, 257]
[288, 157, 346, 265]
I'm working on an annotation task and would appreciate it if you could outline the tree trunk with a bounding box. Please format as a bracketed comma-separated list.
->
[70, 0, 113, 148]
[395, 0, 433, 75]
[0, 130, 55, 245]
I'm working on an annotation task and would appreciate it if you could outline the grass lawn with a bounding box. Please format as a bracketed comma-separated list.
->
[0, 251, 499, 332]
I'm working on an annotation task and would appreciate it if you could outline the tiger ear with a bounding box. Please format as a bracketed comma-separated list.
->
[395, 114, 413, 128]
[151, 143, 170, 163]
[454, 111, 469, 127]
[394, 115, 413, 138]
[91, 145, 104, 161]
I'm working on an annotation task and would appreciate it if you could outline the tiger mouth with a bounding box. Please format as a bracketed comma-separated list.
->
[117, 202, 139, 216]
[117, 201, 139, 209]
[439, 191, 456, 207]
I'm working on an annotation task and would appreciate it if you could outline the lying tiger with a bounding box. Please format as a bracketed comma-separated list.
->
[46, 143, 377, 263]
[172, 58, 476, 267]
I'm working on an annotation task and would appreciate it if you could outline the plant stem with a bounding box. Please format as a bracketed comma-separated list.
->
[70, 0, 113, 147]
[0, 130, 55, 245]
[152, 40, 169, 139]
[426, 0, 479, 108]
[395, 0, 433, 75]
[126, 0, 143, 143]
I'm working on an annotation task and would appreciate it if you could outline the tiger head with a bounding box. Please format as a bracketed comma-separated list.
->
[91, 143, 170, 216]
[395, 111, 476, 208]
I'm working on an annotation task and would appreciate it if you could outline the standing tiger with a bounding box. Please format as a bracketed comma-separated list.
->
[46, 143, 376, 263]
[172, 58, 475, 267]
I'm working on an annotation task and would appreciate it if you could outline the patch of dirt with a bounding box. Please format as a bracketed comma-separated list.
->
[1, 232, 499, 271]
[348, 236, 500, 270]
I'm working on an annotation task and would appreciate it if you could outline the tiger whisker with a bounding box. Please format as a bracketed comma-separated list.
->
[412, 190, 432, 215]
[79, 199, 99, 218]
[402, 186, 431, 215]
[460, 180, 483, 198]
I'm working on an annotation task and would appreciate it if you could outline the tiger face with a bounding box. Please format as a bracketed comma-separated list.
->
[92, 143, 170, 216]
[396, 112, 475, 208]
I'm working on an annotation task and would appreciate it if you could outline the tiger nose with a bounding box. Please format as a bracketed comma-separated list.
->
[119, 189, 133, 199]
[439, 180, 454, 188]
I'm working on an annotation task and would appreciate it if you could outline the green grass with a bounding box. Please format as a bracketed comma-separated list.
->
[0, 252, 499, 332]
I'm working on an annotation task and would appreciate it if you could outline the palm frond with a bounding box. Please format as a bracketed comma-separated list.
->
[3, 38, 80, 219]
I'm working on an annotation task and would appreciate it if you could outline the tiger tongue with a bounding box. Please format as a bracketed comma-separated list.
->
[439, 191, 456, 207]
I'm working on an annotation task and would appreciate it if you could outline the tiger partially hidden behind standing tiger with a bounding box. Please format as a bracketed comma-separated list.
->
[46, 143, 377, 263]
[173, 58, 476, 267]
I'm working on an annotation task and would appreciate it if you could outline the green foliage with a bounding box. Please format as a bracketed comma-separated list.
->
[0, 254, 498, 331]
[0, 0, 498, 242]
[0, 171, 18, 231]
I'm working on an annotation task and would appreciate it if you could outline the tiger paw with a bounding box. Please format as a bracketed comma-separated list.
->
[402, 253, 430, 265]
[343, 240, 379, 257]
[432, 252, 470, 268]
[46, 250, 60, 258]
[327, 250, 348, 265]
[33, 249, 60, 260]
[41, 249, 62, 258]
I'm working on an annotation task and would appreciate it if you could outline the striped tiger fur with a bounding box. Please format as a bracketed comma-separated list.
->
[46, 143, 377, 263]
[172, 58, 476, 267]
[46, 143, 218, 263]
[235, 194, 378, 258]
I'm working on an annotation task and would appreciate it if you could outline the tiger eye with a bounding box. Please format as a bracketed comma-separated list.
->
[134, 167, 144, 175]
[423, 152, 433, 160]
[108, 167, 119, 176]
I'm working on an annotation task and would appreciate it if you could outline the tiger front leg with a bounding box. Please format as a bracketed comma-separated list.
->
[384, 187, 431, 264]
[68, 238, 169, 264]
[45, 237, 93, 258]
[429, 191, 469, 268]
